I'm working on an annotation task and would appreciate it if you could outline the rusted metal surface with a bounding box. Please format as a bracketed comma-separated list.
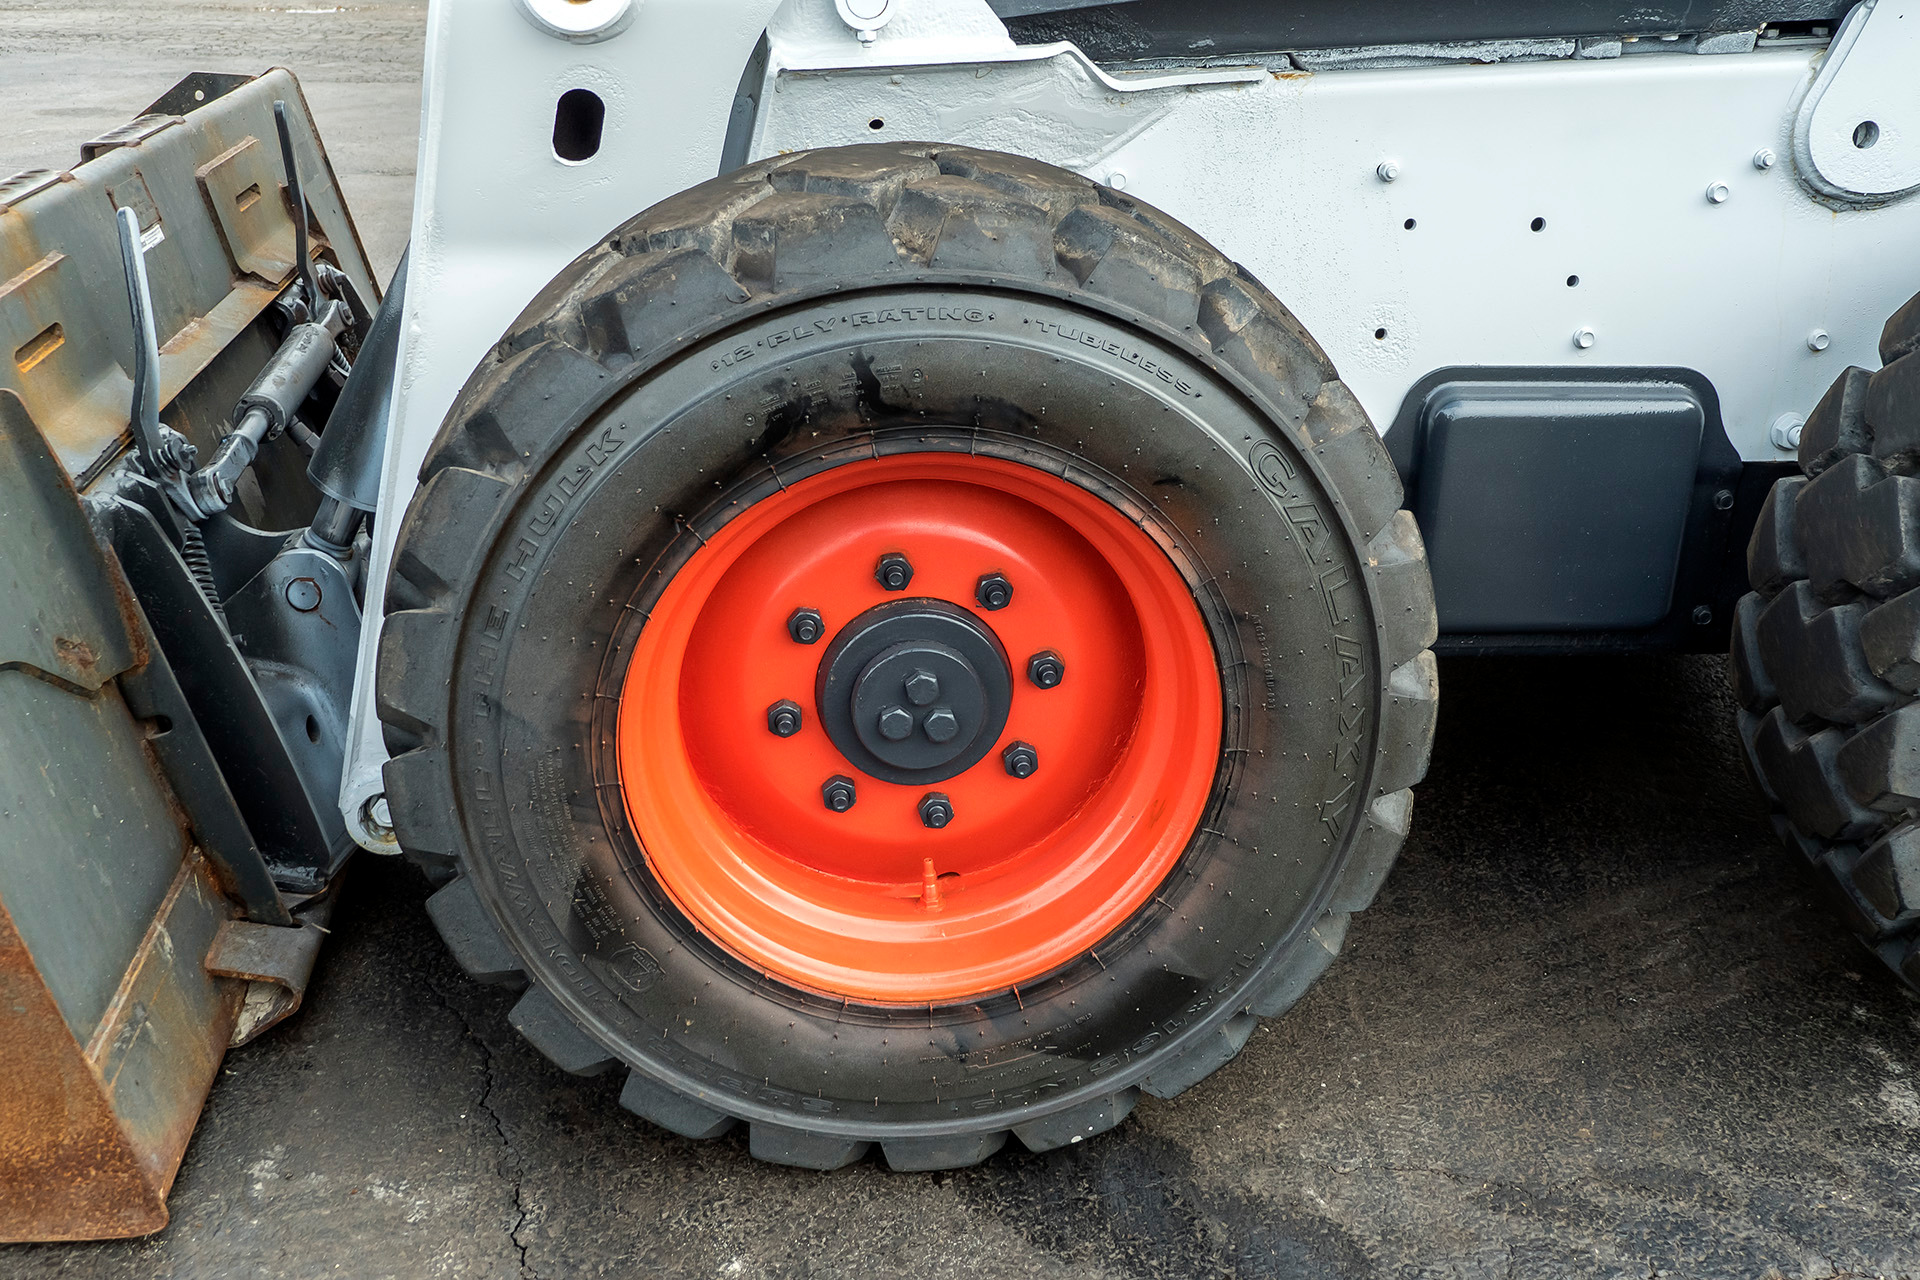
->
[80, 114, 185, 165]
[0, 390, 139, 692]
[0, 169, 62, 209]
[0, 891, 169, 1241]
[197, 134, 299, 281]
[0, 119, 358, 1225]
[0, 379, 248, 1241]
[0, 854, 243, 1243]
[0, 70, 377, 483]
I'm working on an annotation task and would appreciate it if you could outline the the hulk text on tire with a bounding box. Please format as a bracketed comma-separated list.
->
[377, 144, 1439, 1170]
[1732, 287, 1920, 990]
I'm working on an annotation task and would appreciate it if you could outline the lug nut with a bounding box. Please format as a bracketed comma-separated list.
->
[787, 607, 824, 644]
[767, 699, 803, 737]
[975, 572, 1013, 611]
[1002, 741, 1038, 778]
[878, 706, 914, 741]
[822, 775, 857, 812]
[918, 792, 954, 829]
[904, 668, 940, 706]
[875, 552, 914, 592]
[1026, 649, 1065, 689]
[923, 707, 959, 744]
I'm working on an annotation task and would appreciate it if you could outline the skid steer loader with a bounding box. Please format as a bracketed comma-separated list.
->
[3, 0, 1917, 1239]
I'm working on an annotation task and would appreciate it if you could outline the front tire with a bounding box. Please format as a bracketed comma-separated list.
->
[378, 144, 1438, 1169]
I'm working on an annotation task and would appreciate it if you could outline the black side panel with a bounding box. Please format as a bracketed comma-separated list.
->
[1386, 367, 1782, 656]
[1411, 381, 1703, 633]
[994, 1, 1855, 60]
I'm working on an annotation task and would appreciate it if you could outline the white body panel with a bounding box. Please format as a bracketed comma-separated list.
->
[343, 0, 1920, 847]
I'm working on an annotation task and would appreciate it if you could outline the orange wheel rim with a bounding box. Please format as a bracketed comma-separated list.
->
[615, 454, 1222, 1003]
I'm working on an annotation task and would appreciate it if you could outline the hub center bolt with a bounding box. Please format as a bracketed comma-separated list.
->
[923, 707, 959, 743]
[878, 706, 914, 741]
[1026, 649, 1065, 689]
[918, 792, 954, 829]
[875, 552, 914, 591]
[904, 668, 940, 705]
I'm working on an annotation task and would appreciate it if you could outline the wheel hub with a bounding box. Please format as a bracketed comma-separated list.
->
[820, 598, 1012, 784]
[614, 452, 1223, 1002]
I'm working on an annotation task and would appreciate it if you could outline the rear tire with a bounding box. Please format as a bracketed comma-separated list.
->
[378, 144, 1438, 1168]
[1731, 287, 1920, 990]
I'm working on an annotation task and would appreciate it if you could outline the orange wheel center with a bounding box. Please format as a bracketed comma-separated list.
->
[615, 454, 1222, 1003]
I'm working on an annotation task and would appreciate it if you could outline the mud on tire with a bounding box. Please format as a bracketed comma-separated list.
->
[377, 144, 1439, 1169]
[1732, 287, 1920, 990]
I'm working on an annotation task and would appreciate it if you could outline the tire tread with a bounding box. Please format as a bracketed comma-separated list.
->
[1736, 342, 1920, 988]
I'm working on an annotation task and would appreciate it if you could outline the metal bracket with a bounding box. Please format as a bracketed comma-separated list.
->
[115, 609, 295, 927]
[1792, 0, 1920, 206]
[203, 886, 335, 1046]
[96, 490, 351, 888]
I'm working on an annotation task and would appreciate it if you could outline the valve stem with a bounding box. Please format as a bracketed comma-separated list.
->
[921, 857, 942, 911]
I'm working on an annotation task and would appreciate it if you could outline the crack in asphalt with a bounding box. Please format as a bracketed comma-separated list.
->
[420, 970, 542, 1280]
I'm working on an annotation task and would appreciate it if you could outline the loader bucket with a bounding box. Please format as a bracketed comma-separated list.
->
[0, 69, 376, 1241]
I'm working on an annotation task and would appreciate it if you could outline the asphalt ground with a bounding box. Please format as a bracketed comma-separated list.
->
[4, 6, 1920, 1277]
